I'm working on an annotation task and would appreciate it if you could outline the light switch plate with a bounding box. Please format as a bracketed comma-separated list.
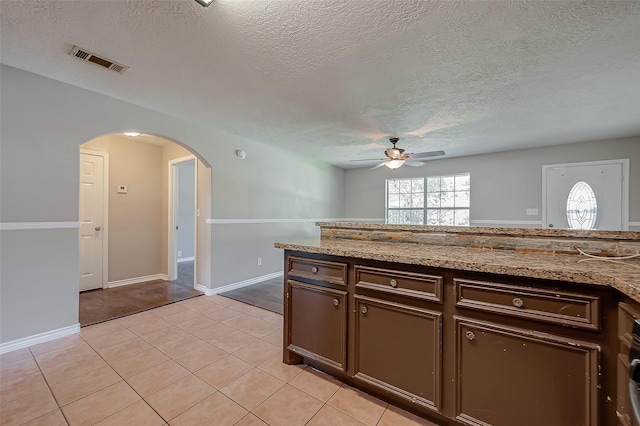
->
[117, 185, 127, 194]
[526, 208, 539, 216]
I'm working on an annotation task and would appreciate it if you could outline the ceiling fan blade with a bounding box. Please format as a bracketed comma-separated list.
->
[350, 158, 386, 162]
[409, 150, 445, 159]
[404, 160, 425, 167]
[370, 162, 386, 170]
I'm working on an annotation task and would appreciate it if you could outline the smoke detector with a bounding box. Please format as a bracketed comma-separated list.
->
[69, 46, 129, 74]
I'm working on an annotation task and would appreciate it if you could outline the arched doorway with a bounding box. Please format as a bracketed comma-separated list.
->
[78, 132, 210, 326]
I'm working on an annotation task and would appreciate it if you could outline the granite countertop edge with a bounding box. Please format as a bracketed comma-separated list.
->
[275, 239, 640, 303]
[316, 222, 640, 240]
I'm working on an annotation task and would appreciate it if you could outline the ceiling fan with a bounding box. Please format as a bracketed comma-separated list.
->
[350, 138, 445, 170]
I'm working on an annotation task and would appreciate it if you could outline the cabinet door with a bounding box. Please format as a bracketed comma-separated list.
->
[454, 317, 600, 426]
[286, 280, 347, 370]
[354, 295, 442, 412]
[617, 302, 640, 426]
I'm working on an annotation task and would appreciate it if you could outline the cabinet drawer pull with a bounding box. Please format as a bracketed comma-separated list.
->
[390, 279, 398, 288]
[466, 331, 475, 341]
[311, 266, 319, 274]
[361, 306, 368, 314]
[512, 297, 524, 308]
[333, 298, 339, 307]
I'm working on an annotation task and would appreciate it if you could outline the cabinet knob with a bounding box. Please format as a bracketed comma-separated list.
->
[361, 306, 368, 314]
[390, 279, 398, 288]
[311, 266, 319, 274]
[512, 297, 524, 308]
[466, 331, 475, 341]
[95, 226, 102, 231]
[333, 298, 339, 307]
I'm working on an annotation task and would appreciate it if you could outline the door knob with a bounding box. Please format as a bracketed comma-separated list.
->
[95, 226, 102, 231]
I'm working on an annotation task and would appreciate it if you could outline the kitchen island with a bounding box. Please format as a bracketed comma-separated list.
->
[276, 222, 640, 426]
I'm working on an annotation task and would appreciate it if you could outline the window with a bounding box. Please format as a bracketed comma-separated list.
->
[566, 181, 597, 230]
[386, 173, 470, 226]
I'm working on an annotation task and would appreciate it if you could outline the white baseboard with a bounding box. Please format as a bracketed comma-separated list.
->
[177, 257, 194, 263]
[0, 323, 80, 355]
[108, 274, 169, 288]
[194, 283, 210, 295]
[196, 271, 284, 296]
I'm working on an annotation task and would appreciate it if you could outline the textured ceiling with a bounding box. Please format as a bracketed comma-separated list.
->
[2, 0, 640, 168]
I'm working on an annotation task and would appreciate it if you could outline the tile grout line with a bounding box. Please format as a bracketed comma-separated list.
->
[13, 297, 403, 426]
[77, 298, 278, 424]
[28, 345, 71, 426]
[76, 332, 168, 425]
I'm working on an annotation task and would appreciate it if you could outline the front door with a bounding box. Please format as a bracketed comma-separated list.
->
[543, 160, 626, 230]
[79, 151, 106, 291]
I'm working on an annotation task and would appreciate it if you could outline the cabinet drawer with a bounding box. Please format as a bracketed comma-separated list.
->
[287, 256, 347, 286]
[454, 278, 600, 330]
[355, 266, 443, 303]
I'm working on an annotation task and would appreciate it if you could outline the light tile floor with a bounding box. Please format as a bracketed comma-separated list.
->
[0, 295, 438, 426]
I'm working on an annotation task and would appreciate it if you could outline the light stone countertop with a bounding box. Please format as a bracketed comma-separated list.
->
[275, 238, 640, 302]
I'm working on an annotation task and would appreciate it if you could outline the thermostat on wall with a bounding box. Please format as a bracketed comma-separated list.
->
[117, 185, 127, 194]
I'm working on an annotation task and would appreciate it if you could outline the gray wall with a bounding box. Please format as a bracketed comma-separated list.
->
[0, 65, 346, 344]
[345, 137, 640, 227]
[209, 141, 346, 287]
[0, 230, 78, 342]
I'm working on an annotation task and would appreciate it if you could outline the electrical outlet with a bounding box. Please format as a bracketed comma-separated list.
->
[257, 257, 262, 266]
[526, 208, 539, 216]
[178, 251, 182, 257]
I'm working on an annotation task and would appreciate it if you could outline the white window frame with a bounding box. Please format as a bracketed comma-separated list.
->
[386, 173, 471, 226]
[385, 177, 426, 224]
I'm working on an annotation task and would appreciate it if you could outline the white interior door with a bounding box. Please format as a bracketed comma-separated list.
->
[543, 160, 626, 231]
[79, 152, 106, 291]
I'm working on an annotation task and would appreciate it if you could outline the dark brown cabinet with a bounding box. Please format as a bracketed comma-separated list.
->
[286, 280, 348, 370]
[282, 251, 619, 426]
[454, 317, 600, 426]
[354, 295, 442, 412]
[617, 300, 640, 426]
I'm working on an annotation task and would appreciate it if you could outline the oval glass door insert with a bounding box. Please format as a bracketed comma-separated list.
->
[566, 181, 597, 230]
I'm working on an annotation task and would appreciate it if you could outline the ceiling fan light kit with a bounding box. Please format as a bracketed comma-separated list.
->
[385, 159, 405, 169]
[194, 0, 213, 7]
[349, 137, 446, 170]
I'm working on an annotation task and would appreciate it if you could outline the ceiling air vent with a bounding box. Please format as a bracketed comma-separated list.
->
[69, 46, 129, 74]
